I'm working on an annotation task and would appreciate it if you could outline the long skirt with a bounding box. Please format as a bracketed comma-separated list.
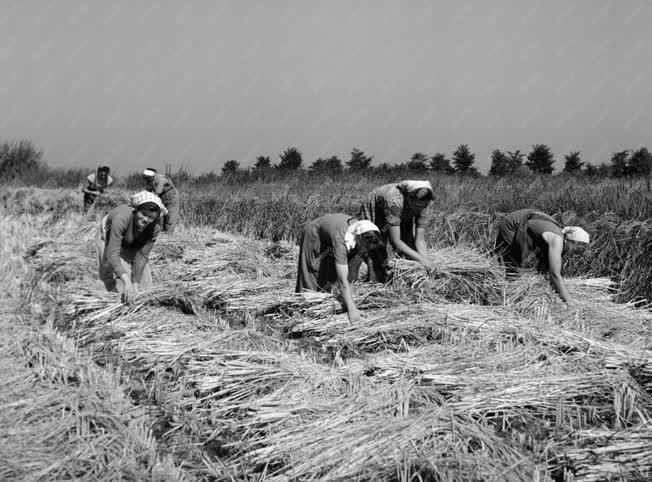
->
[295, 223, 361, 293]
[96, 217, 152, 293]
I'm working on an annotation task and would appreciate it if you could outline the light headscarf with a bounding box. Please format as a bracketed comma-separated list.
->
[562, 226, 590, 244]
[143, 169, 156, 177]
[130, 190, 168, 216]
[344, 220, 380, 251]
[399, 180, 433, 193]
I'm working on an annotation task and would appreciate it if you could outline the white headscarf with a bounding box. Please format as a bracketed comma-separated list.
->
[143, 169, 156, 177]
[562, 226, 590, 244]
[344, 220, 380, 251]
[130, 190, 168, 216]
[399, 180, 433, 193]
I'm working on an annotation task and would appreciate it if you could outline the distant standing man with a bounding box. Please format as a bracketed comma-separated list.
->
[82, 166, 114, 214]
[358, 180, 436, 281]
[142, 168, 180, 233]
[494, 209, 591, 305]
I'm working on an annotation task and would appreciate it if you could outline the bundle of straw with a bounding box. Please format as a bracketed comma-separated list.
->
[60, 281, 204, 331]
[390, 246, 505, 305]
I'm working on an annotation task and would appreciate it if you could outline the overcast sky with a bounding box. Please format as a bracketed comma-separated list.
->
[1, 0, 650, 174]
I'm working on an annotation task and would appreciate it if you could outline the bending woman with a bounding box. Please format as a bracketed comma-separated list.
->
[358, 180, 435, 280]
[97, 191, 168, 305]
[494, 208, 590, 305]
[142, 168, 180, 233]
[296, 213, 383, 323]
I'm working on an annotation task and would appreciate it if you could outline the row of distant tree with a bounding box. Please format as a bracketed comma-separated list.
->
[0, 139, 650, 184]
[220, 144, 652, 178]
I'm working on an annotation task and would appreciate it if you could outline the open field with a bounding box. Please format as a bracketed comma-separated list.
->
[1, 184, 651, 480]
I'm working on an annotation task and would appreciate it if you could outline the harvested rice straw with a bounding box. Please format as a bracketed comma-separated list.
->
[506, 274, 651, 344]
[390, 255, 505, 305]
[230, 409, 535, 482]
[444, 370, 647, 423]
[26, 239, 96, 282]
[224, 288, 330, 315]
[278, 303, 546, 351]
[184, 350, 350, 401]
[235, 355, 643, 427]
[69, 306, 228, 349]
[203, 277, 292, 310]
[60, 281, 205, 329]
[176, 232, 295, 280]
[112, 323, 292, 372]
[362, 345, 558, 384]
[238, 283, 401, 321]
[60, 274, 287, 328]
[560, 425, 652, 481]
[0, 315, 184, 481]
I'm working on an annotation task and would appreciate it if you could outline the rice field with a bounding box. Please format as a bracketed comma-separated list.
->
[1, 187, 651, 481]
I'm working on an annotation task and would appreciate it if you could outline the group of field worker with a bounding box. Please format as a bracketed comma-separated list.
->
[295, 181, 591, 322]
[89, 169, 591, 313]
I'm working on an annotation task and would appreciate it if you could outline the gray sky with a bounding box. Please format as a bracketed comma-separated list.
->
[1, 0, 650, 174]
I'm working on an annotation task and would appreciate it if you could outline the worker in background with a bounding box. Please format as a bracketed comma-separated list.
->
[296, 213, 384, 323]
[494, 208, 591, 305]
[96, 191, 167, 305]
[358, 180, 436, 281]
[142, 168, 180, 233]
[82, 165, 114, 214]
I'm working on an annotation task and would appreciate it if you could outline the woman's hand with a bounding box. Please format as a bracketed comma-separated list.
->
[121, 276, 136, 305]
[421, 257, 436, 273]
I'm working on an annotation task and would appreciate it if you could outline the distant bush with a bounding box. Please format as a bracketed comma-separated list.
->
[0, 139, 46, 182]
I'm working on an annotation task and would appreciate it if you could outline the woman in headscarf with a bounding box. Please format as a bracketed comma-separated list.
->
[82, 165, 114, 214]
[358, 180, 436, 280]
[296, 213, 384, 323]
[142, 168, 180, 233]
[494, 208, 591, 304]
[97, 191, 167, 305]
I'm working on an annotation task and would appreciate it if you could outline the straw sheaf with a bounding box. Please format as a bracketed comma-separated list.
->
[390, 247, 505, 304]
